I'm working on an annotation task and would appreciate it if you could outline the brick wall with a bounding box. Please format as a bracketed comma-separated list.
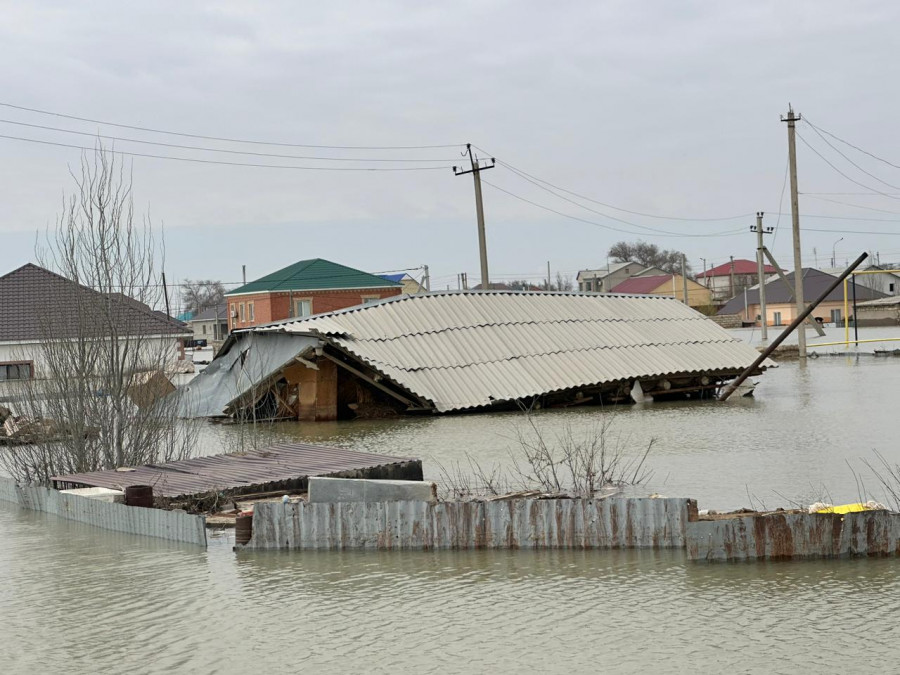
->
[226, 287, 402, 331]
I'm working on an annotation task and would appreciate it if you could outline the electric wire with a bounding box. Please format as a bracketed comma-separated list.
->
[0, 133, 452, 171]
[472, 144, 752, 223]
[481, 178, 745, 238]
[802, 118, 900, 190]
[796, 132, 900, 200]
[804, 118, 900, 172]
[801, 194, 900, 216]
[0, 101, 462, 150]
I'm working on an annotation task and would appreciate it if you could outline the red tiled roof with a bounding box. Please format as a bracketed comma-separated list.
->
[609, 274, 674, 295]
[697, 259, 777, 278]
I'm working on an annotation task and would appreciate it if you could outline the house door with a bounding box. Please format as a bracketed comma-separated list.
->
[830, 308, 842, 325]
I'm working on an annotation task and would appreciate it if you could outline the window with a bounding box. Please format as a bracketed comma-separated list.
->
[202, 324, 207, 335]
[239, 303, 245, 322]
[773, 312, 782, 326]
[295, 299, 312, 317]
[890, 282, 895, 293]
[830, 308, 842, 325]
[362, 296, 380, 305]
[230, 303, 237, 319]
[248, 302, 255, 322]
[0, 362, 33, 381]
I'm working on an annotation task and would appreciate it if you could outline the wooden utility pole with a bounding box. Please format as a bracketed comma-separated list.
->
[782, 105, 806, 358]
[453, 145, 495, 289]
[729, 256, 735, 298]
[681, 255, 689, 305]
[751, 212, 773, 341]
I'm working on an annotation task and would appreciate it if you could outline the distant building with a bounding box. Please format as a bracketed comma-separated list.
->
[378, 273, 426, 295]
[187, 303, 229, 342]
[225, 258, 403, 332]
[576, 262, 665, 293]
[718, 268, 887, 326]
[821, 265, 900, 297]
[856, 297, 900, 326]
[696, 259, 779, 303]
[610, 274, 713, 309]
[0, 263, 190, 382]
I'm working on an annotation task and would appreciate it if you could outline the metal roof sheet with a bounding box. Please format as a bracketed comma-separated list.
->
[254, 291, 770, 412]
[226, 258, 401, 295]
[51, 442, 418, 499]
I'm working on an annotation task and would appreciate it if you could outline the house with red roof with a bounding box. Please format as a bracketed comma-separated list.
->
[696, 259, 779, 303]
[609, 273, 713, 309]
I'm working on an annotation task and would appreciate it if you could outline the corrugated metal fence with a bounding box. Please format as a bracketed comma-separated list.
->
[245, 497, 695, 550]
[687, 511, 900, 562]
[0, 477, 207, 546]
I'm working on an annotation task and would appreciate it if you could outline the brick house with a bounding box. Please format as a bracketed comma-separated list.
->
[225, 258, 403, 332]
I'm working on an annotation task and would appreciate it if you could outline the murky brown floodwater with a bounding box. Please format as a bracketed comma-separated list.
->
[4, 353, 900, 672]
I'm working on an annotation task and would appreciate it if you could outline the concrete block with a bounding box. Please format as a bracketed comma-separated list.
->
[308, 477, 436, 504]
[59, 487, 125, 504]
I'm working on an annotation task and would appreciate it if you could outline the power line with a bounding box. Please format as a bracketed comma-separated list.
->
[804, 117, 900, 172]
[796, 132, 900, 200]
[481, 178, 745, 238]
[801, 194, 900, 216]
[0, 118, 461, 162]
[802, 118, 900, 190]
[0, 101, 462, 150]
[473, 145, 752, 222]
[0, 133, 452, 171]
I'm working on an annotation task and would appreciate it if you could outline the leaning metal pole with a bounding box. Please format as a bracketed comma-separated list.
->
[718, 251, 868, 402]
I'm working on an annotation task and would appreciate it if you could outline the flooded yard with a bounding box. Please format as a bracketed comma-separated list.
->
[3, 354, 900, 672]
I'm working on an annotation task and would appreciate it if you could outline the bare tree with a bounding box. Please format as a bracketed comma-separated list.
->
[181, 279, 226, 316]
[1, 146, 196, 486]
[608, 241, 691, 275]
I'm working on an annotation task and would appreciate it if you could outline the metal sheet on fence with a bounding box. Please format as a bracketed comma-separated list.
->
[0, 476, 206, 546]
[687, 511, 900, 562]
[242, 497, 693, 551]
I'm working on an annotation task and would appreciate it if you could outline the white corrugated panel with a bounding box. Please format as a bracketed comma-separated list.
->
[255, 291, 769, 412]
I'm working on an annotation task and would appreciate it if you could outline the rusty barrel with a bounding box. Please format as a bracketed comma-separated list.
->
[124, 484, 154, 508]
[235, 513, 253, 546]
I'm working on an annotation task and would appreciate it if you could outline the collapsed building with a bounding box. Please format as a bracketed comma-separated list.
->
[178, 290, 772, 421]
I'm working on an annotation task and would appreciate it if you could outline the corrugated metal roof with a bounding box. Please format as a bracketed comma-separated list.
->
[256, 290, 771, 412]
[51, 442, 419, 499]
[697, 259, 778, 278]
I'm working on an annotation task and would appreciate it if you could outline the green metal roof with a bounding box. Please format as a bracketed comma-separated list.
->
[226, 258, 402, 295]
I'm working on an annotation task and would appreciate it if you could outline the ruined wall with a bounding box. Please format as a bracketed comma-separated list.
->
[242, 497, 694, 551]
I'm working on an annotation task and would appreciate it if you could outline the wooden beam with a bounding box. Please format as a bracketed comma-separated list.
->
[321, 352, 420, 408]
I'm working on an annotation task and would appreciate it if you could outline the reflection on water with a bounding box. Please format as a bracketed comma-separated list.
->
[3, 358, 900, 673]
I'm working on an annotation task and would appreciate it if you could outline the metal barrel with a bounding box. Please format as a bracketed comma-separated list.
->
[235, 514, 253, 546]
[124, 484, 154, 508]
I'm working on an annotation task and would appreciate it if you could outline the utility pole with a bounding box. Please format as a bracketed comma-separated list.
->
[161, 272, 171, 318]
[242, 265, 247, 286]
[751, 212, 774, 341]
[681, 255, 689, 305]
[546, 261, 552, 291]
[729, 256, 735, 298]
[453, 145, 495, 288]
[782, 105, 806, 358]
[700, 258, 707, 287]
[422, 264, 431, 292]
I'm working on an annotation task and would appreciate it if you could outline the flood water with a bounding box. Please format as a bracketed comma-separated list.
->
[4, 354, 900, 673]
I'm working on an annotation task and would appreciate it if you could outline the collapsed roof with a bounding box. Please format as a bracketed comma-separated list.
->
[182, 290, 771, 418]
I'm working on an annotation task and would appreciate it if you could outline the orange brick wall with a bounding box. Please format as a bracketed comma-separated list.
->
[226, 287, 401, 331]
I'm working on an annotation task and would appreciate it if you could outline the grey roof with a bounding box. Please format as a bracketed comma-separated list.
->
[857, 296, 900, 307]
[718, 268, 887, 315]
[189, 303, 229, 322]
[252, 290, 770, 413]
[177, 332, 319, 417]
[0, 263, 190, 342]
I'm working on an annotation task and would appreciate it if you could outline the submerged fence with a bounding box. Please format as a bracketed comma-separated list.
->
[244, 497, 695, 551]
[0, 476, 207, 546]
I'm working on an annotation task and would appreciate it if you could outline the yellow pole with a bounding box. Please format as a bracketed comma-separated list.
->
[843, 277, 849, 346]
[808, 337, 900, 348]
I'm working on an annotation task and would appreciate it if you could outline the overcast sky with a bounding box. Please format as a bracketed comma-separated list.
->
[2, 1, 900, 299]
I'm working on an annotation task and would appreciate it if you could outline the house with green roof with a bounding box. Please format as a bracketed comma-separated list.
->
[224, 258, 403, 331]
